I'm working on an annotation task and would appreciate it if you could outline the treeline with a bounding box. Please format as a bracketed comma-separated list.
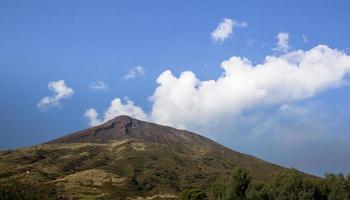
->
[179, 168, 350, 200]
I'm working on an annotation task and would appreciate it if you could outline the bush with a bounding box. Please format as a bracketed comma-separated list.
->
[246, 181, 272, 200]
[213, 167, 252, 200]
[269, 169, 316, 200]
[0, 179, 63, 200]
[318, 173, 350, 200]
[212, 167, 350, 200]
[178, 188, 208, 200]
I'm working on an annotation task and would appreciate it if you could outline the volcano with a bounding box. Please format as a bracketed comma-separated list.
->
[0, 116, 285, 199]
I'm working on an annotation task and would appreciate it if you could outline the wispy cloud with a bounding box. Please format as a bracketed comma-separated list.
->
[123, 65, 145, 80]
[227, 102, 350, 175]
[274, 32, 290, 52]
[90, 81, 107, 91]
[211, 18, 248, 43]
[302, 35, 308, 43]
[37, 80, 74, 110]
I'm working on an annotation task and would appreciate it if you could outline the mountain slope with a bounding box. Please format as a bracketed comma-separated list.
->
[0, 116, 284, 199]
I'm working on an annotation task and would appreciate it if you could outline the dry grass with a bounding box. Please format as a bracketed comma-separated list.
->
[131, 142, 147, 152]
[47, 169, 125, 186]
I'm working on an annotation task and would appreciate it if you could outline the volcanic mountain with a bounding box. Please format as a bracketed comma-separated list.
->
[0, 115, 284, 199]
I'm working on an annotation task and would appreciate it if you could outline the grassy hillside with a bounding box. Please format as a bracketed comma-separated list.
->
[0, 116, 286, 199]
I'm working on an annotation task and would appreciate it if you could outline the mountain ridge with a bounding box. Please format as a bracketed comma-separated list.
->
[47, 115, 218, 146]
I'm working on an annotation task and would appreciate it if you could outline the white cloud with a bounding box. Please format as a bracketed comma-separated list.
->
[149, 45, 350, 129]
[123, 65, 145, 80]
[85, 45, 350, 129]
[84, 97, 147, 126]
[211, 18, 248, 43]
[37, 80, 74, 110]
[90, 81, 107, 91]
[84, 108, 102, 126]
[274, 32, 289, 52]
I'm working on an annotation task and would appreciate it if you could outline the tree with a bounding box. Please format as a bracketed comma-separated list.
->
[246, 181, 272, 200]
[207, 167, 350, 200]
[212, 167, 252, 200]
[224, 167, 252, 200]
[269, 169, 316, 200]
[318, 173, 350, 200]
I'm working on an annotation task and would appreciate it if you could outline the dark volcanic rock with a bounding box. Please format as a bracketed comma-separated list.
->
[47, 115, 216, 146]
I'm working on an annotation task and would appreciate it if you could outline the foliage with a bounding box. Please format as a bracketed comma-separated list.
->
[178, 188, 209, 200]
[100, 181, 127, 200]
[211, 167, 350, 200]
[227, 167, 252, 199]
[269, 168, 316, 200]
[246, 181, 272, 200]
[212, 184, 227, 200]
[317, 173, 350, 200]
[0, 179, 63, 200]
[212, 167, 252, 200]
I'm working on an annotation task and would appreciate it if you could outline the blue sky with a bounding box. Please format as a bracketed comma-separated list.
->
[1, 0, 350, 176]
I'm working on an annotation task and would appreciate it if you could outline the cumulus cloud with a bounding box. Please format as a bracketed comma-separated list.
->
[85, 45, 350, 130]
[90, 81, 107, 91]
[149, 45, 350, 129]
[84, 97, 147, 126]
[274, 32, 290, 52]
[123, 65, 145, 80]
[211, 18, 248, 43]
[84, 108, 101, 126]
[37, 80, 74, 110]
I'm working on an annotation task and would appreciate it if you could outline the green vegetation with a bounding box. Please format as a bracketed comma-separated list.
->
[0, 179, 63, 200]
[1, 156, 350, 200]
[178, 188, 209, 200]
[212, 167, 253, 200]
[182, 167, 350, 200]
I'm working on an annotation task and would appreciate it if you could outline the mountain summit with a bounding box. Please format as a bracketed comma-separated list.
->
[48, 115, 216, 146]
[0, 115, 284, 199]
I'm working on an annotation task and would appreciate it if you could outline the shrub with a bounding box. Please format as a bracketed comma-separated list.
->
[0, 179, 63, 200]
[246, 181, 272, 200]
[318, 173, 350, 200]
[213, 167, 252, 200]
[178, 188, 208, 200]
[269, 168, 316, 200]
